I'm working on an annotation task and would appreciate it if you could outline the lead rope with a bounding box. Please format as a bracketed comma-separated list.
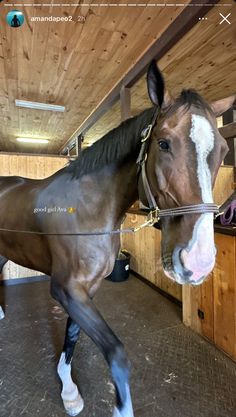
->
[0, 210, 158, 236]
[0, 206, 220, 236]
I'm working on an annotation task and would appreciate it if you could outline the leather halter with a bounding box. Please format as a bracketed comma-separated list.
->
[136, 107, 219, 222]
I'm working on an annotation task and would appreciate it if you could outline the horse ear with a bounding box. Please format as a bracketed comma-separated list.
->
[147, 60, 164, 107]
[162, 90, 174, 111]
[147, 61, 173, 110]
[210, 94, 235, 117]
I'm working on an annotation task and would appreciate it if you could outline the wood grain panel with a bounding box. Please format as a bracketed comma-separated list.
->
[0, 153, 68, 178]
[182, 284, 202, 334]
[200, 273, 214, 342]
[0, 154, 69, 280]
[213, 166, 234, 206]
[183, 233, 236, 361]
[213, 234, 236, 359]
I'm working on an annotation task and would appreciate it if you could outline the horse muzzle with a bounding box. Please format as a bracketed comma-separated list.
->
[171, 245, 216, 285]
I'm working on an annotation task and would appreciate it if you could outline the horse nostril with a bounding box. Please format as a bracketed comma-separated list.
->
[173, 246, 183, 265]
[172, 246, 193, 279]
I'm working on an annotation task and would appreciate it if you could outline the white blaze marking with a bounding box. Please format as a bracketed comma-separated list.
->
[190, 114, 214, 203]
[180, 114, 216, 282]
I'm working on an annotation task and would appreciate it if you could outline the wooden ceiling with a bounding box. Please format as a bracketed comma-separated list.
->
[84, 1, 236, 146]
[0, 0, 187, 154]
[0, 1, 235, 154]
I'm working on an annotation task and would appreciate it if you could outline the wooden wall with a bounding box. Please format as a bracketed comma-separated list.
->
[213, 165, 235, 206]
[0, 153, 68, 179]
[183, 234, 236, 361]
[0, 153, 69, 280]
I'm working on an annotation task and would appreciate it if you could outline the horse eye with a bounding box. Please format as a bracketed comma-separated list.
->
[158, 140, 170, 152]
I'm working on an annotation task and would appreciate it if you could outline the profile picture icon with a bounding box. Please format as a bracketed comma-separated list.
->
[6, 10, 24, 28]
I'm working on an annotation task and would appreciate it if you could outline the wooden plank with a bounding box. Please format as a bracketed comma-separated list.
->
[213, 166, 234, 206]
[182, 285, 202, 334]
[213, 234, 236, 360]
[160, 272, 182, 302]
[183, 232, 236, 361]
[154, 229, 163, 289]
[200, 273, 214, 342]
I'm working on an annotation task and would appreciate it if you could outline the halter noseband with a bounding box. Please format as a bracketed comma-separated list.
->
[136, 107, 219, 224]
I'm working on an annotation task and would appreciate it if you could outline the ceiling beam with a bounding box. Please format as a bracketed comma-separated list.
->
[60, 0, 219, 154]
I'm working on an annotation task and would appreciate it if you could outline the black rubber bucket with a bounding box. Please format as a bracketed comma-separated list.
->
[106, 250, 130, 282]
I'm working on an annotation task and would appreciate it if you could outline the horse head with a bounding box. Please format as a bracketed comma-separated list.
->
[143, 61, 235, 285]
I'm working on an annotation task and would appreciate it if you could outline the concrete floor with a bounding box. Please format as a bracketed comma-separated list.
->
[0, 276, 235, 417]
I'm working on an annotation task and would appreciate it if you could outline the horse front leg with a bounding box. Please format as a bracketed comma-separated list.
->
[51, 281, 84, 416]
[57, 317, 84, 416]
[53, 280, 134, 417]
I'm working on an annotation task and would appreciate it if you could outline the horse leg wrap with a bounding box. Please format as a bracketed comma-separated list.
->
[57, 352, 84, 416]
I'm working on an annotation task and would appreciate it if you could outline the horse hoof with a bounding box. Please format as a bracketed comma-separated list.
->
[63, 396, 84, 416]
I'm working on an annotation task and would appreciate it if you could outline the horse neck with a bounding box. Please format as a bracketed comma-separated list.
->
[112, 155, 139, 215]
[88, 154, 139, 225]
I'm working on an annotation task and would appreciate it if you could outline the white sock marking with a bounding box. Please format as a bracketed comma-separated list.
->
[57, 352, 84, 416]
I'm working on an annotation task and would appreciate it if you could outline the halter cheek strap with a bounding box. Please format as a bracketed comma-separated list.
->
[136, 107, 159, 209]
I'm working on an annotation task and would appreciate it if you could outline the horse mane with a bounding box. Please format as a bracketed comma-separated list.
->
[64, 89, 211, 179]
[64, 107, 156, 179]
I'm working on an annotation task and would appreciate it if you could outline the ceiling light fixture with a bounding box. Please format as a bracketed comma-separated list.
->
[15, 99, 65, 112]
[16, 138, 49, 144]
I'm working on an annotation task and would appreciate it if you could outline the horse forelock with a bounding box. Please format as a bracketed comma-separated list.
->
[163, 89, 214, 120]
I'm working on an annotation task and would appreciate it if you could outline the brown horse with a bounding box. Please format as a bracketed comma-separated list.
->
[0, 61, 234, 417]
